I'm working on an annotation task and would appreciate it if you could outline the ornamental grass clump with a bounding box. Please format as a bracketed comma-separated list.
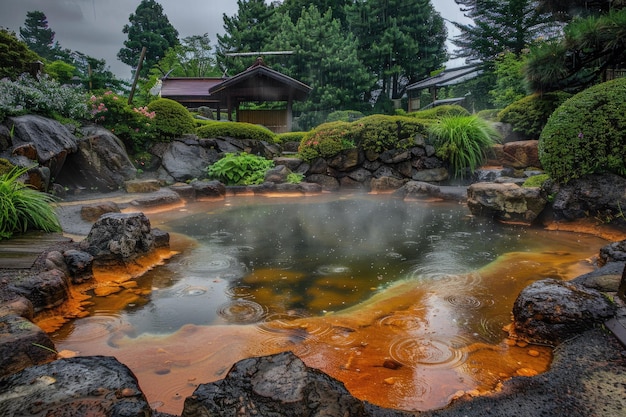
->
[207, 153, 274, 185]
[428, 115, 500, 179]
[0, 166, 61, 240]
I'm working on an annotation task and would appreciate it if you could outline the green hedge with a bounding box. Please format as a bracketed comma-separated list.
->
[276, 131, 307, 143]
[147, 98, 196, 140]
[539, 78, 626, 183]
[407, 105, 470, 120]
[298, 121, 355, 162]
[498, 92, 571, 139]
[196, 121, 277, 142]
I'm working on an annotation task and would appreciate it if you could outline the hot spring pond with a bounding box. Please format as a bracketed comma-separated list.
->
[49, 193, 607, 415]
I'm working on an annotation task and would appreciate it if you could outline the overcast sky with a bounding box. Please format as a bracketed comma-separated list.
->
[0, 0, 470, 80]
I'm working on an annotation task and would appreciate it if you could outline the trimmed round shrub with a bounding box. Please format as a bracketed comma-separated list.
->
[353, 115, 430, 153]
[277, 131, 307, 144]
[298, 121, 355, 162]
[147, 98, 195, 140]
[196, 121, 277, 142]
[498, 91, 571, 139]
[539, 78, 626, 183]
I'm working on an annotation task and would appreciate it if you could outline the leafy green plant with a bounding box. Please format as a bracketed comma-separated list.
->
[539, 77, 626, 183]
[498, 92, 572, 139]
[428, 115, 500, 179]
[196, 121, 277, 142]
[207, 153, 274, 185]
[286, 172, 304, 184]
[0, 166, 61, 240]
[147, 98, 196, 141]
[522, 173, 550, 188]
[352, 115, 430, 153]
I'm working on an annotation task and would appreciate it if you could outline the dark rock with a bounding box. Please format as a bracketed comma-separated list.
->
[161, 140, 219, 182]
[129, 188, 182, 208]
[181, 351, 370, 417]
[467, 182, 547, 225]
[79, 212, 156, 266]
[412, 156, 443, 170]
[0, 356, 151, 417]
[328, 148, 361, 171]
[281, 141, 300, 153]
[547, 174, 626, 224]
[152, 228, 170, 248]
[339, 175, 369, 189]
[43, 251, 68, 275]
[370, 176, 407, 192]
[0, 314, 56, 378]
[191, 180, 226, 199]
[55, 125, 137, 192]
[24, 165, 50, 191]
[380, 149, 411, 164]
[274, 183, 304, 193]
[11, 143, 38, 160]
[0, 296, 34, 320]
[63, 250, 94, 284]
[252, 182, 277, 194]
[297, 182, 322, 194]
[307, 157, 328, 175]
[599, 239, 626, 265]
[393, 181, 441, 200]
[347, 167, 373, 183]
[412, 167, 448, 182]
[394, 160, 413, 178]
[7, 269, 69, 313]
[272, 157, 303, 171]
[573, 261, 625, 293]
[512, 278, 616, 345]
[8, 115, 77, 177]
[169, 183, 196, 200]
[80, 201, 120, 222]
[373, 165, 402, 179]
[264, 165, 291, 183]
[124, 179, 161, 193]
[305, 174, 340, 191]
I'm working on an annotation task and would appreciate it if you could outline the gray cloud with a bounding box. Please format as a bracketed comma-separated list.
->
[0, 0, 468, 80]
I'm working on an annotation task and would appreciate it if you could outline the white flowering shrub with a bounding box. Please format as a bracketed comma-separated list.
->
[0, 74, 88, 122]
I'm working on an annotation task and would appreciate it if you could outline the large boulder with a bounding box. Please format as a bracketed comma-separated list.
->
[467, 182, 547, 225]
[0, 314, 56, 378]
[55, 125, 137, 191]
[546, 173, 626, 224]
[0, 356, 151, 417]
[5, 115, 78, 177]
[501, 140, 541, 169]
[159, 139, 219, 182]
[181, 351, 406, 417]
[511, 278, 616, 345]
[79, 212, 168, 266]
[6, 268, 69, 313]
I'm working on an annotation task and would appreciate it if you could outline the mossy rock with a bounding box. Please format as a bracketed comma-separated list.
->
[147, 98, 196, 140]
[539, 78, 626, 183]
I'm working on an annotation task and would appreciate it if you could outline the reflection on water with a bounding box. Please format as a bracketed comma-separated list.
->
[49, 193, 607, 415]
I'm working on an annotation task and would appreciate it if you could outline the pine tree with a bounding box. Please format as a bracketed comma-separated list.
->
[0, 29, 41, 79]
[19, 11, 55, 60]
[117, 0, 179, 77]
[346, 0, 447, 102]
[216, 0, 278, 75]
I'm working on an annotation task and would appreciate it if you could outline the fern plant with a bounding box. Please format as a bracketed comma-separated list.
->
[0, 166, 61, 240]
[207, 153, 274, 185]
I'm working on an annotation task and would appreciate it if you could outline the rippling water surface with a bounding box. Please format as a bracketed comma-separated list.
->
[50, 193, 607, 414]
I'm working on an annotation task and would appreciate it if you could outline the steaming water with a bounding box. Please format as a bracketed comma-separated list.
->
[50, 193, 607, 414]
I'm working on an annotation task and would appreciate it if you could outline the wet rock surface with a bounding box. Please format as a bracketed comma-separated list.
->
[467, 182, 547, 225]
[182, 351, 412, 417]
[0, 356, 152, 417]
[0, 314, 56, 378]
[512, 278, 616, 345]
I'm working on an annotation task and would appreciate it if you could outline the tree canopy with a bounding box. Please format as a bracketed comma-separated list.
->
[0, 29, 41, 79]
[118, 0, 180, 77]
[19, 11, 56, 60]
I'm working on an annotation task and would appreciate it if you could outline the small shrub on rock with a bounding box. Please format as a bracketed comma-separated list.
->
[408, 105, 469, 120]
[353, 114, 430, 153]
[539, 78, 626, 183]
[147, 98, 196, 141]
[196, 121, 277, 142]
[207, 152, 274, 185]
[276, 131, 306, 144]
[498, 91, 571, 139]
[298, 121, 356, 162]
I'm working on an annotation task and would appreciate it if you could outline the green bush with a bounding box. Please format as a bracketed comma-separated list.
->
[353, 115, 430, 153]
[498, 92, 572, 139]
[207, 153, 274, 185]
[298, 121, 356, 162]
[326, 110, 364, 123]
[0, 166, 61, 240]
[522, 173, 550, 188]
[276, 131, 307, 143]
[147, 98, 196, 140]
[89, 91, 157, 151]
[428, 115, 500, 179]
[539, 78, 626, 183]
[0, 74, 88, 122]
[476, 109, 502, 121]
[408, 105, 470, 120]
[196, 121, 277, 142]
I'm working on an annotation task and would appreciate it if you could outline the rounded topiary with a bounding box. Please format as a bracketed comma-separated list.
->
[277, 131, 307, 143]
[498, 91, 571, 139]
[408, 105, 470, 120]
[298, 121, 355, 162]
[147, 98, 195, 140]
[196, 121, 276, 142]
[353, 115, 430, 153]
[539, 78, 626, 183]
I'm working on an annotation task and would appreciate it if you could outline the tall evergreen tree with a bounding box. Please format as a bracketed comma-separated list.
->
[269, 6, 375, 124]
[216, 0, 278, 75]
[19, 11, 56, 60]
[278, 0, 349, 27]
[452, 0, 559, 62]
[118, 0, 179, 77]
[347, 0, 447, 101]
[536, 0, 626, 20]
